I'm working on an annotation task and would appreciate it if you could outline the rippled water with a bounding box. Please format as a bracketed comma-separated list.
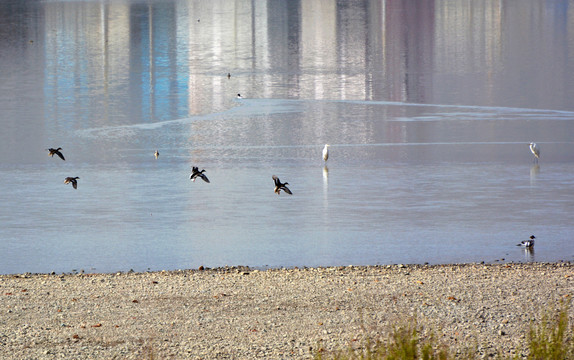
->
[1, 0, 574, 274]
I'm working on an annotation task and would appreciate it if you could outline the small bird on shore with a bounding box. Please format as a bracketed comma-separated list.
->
[64, 177, 79, 189]
[517, 235, 536, 248]
[48, 147, 65, 161]
[227, 73, 231, 79]
[236, 94, 242, 99]
[529, 142, 540, 162]
[322, 144, 330, 162]
[272, 175, 292, 195]
[190, 167, 210, 183]
[154, 150, 159, 159]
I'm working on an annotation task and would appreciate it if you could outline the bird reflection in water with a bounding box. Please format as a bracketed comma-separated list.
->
[522, 247, 535, 262]
[530, 164, 540, 186]
[323, 166, 329, 203]
[322, 166, 329, 223]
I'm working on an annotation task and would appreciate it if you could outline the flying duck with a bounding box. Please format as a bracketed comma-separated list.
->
[190, 166, 210, 183]
[517, 235, 535, 248]
[64, 177, 79, 189]
[48, 147, 65, 161]
[272, 175, 292, 195]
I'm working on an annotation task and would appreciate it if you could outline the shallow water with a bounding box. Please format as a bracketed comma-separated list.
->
[1, 0, 574, 274]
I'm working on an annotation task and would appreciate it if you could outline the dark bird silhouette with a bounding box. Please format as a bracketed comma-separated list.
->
[272, 175, 292, 195]
[517, 235, 536, 248]
[190, 166, 210, 183]
[48, 147, 65, 160]
[64, 177, 79, 189]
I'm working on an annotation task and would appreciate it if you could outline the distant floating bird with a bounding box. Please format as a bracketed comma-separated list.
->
[64, 176, 79, 189]
[47, 147, 65, 161]
[322, 144, 330, 162]
[272, 175, 292, 195]
[227, 73, 231, 79]
[154, 150, 159, 159]
[190, 166, 210, 183]
[236, 94, 242, 99]
[529, 142, 540, 162]
[517, 235, 536, 248]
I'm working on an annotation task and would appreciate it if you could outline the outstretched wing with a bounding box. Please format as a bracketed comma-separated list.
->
[272, 175, 280, 186]
[55, 150, 65, 161]
[200, 173, 210, 183]
[282, 186, 292, 195]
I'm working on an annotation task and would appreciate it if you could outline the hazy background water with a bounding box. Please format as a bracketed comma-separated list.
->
[1, 0, 574, 274]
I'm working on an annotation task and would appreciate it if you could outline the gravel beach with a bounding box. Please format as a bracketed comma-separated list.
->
[1, 263, 573, 359]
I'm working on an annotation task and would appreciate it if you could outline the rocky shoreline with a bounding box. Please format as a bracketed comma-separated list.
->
[1, 262, 573, 359]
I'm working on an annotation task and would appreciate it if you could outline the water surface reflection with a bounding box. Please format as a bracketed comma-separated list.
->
[1, 0, 574, 273]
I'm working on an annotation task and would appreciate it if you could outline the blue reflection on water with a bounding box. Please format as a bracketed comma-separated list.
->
[2, 0, 574, 274]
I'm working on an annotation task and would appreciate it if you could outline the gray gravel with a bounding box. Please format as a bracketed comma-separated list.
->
[1, 263, 573, 359]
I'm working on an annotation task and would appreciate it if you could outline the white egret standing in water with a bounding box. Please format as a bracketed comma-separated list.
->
[529, 142, 540, 162]
[322, 144, 330, 162]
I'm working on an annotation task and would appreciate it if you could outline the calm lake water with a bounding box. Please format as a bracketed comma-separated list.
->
[1, 0, 574, 274]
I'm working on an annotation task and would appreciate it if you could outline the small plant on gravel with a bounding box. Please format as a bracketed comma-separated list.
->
[314, 300, 574, 360]
[527, 299, 574, 360]
[314, 320, 454, 360]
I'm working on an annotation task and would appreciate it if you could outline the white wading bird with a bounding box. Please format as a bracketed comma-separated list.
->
[529, 142, 540, 162]
[322, 144, 330, 162]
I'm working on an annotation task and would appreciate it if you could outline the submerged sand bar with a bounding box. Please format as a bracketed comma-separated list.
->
[1, 263, 573, 359]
